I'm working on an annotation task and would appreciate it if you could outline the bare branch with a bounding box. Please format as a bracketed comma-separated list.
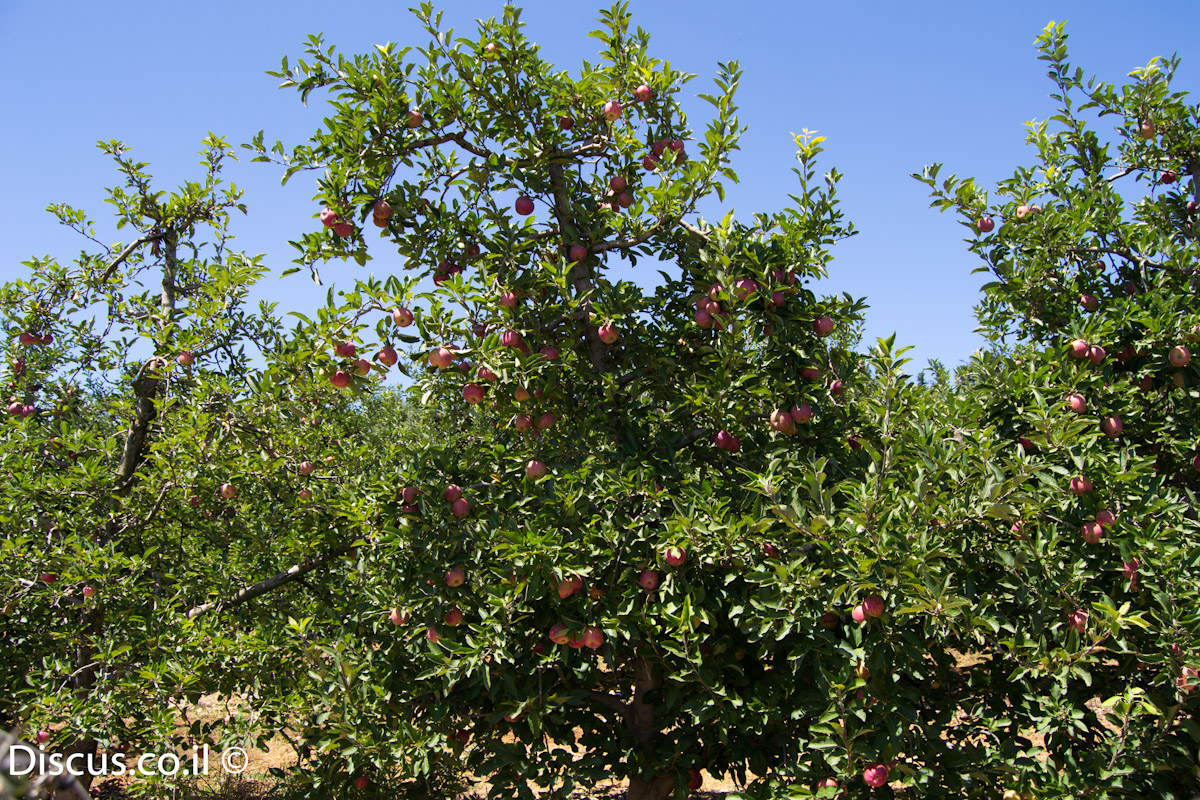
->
[184, 542, 356, 619]
[99, 233, 166, 281]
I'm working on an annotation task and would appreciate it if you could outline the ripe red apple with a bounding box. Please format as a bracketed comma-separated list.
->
[7, 401, 23, 415]
[977, 216, 994, 233]
[445, 566, 466, 587]
[609, 175, 627, 192]
[638, 569, 659, 591]
[830, 380, 845, 396]
[1088, 345, 1106, 365]
[851, 604, 866, 623]
[540, 346, 560, 360]
[813, 316, 835, 337]
[353, 775, 369, 790]
[401, 487, 420, 504]
[694, 308, 713, 329]
[816, 778, 840, 795]
[1161, 169, 1177, 185]
[176, 350, 195, 366]
[514, 414, 533, 431]
[598, 322, 619, 344]
[442, 486, 463, 505]
[641, 154, 658, 171]
[1067, 608, 1089, 633]
[429, 347, 455, 369]
[687, 768, 702, 792]
[818, 611, 839, 630]
[1069, 339, 1089, 358]
[319, 208, 338, 227]
[82, 585, 97, 598]
[501, 329, 524, 350]
[220, 483, 237, 500]
[1138, 120, 1157, 139]
[1069, 475, 1093, 495]
[1122, 558, 1138, 584]
[391, 307, 414, 327]
[1169, 345, 1192, 367]
[476, 366, 498, 382]
[634, 84, 653, 102]
[333, 222, 354, 238]
[451, 498, 470, 518]
[298, 488, 313, 500]
[1066, 393, 1087, 414]
[580, 626, 605, 650]
[558, 115, 574, 130]
[1081, 522, 1103, 544]
[406, 108, 423, 127]
[390, 607, 408, 626]
[795, 366, 819, 380]
[536, 412, 556, 430]
[770, 409, 796, 435]
[372, 199, 392, 221]
[603, 99, 622, 121]
[1079, 294, 1099, 312]
[334, 342, 357, 358]
[664, 546, 686, 567]
[1179, 665, 1198, 693]
[771, 290, 786, 307]
[377, 346, 398, 367]
[330, 370, 350, 389]
[791, 403, 814, 424]
[1015, 204, 1031, 220]
[617, 191, 634, 208]
[1100, 416, 1122, 437]
[426, 626, 440, 643]
[515, 196, 535, 215]
[462, 383, 485, 404]
[547, 624, 571, 645]
[35, 730, 50, 744]
[734, 278, 758, 299]
[714, 430, 735, 450]
[526, 460, 547, 479]
[863, 595, 884, 618]
[445, 607, 463, 626]
[569, 244, 588, 263]
[863, 764, 889, 788]
[1193, 453, 1200, 472]
[1096, 509, 1116, 526]
[352, 358, 371, 377]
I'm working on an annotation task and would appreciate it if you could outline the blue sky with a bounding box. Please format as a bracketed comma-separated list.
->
[2, 2, 1198, 371]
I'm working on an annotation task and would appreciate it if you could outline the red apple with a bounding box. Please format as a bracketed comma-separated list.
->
[558, 115, 574, 130]
[770, 409, 796, 435]
[694, 309, 713, 328]
[598, 322, 619, 344]
[634, 84, 653, 102]
[816, 778, 840, 795]
[642, 154, 658, 171]
[638, 569, 659, 591]
[1169, 345, 1192, 367]
[1081, 522, 1103, 544]
[82, 585, 97, 598]
[540, 346, 559, 360]
[569, 244, 588, 263]
[813, 316, 835, 337]
[451, 498, 470, 518]
[7, 401, 23, 415]
[1100, 416, 1122, 437]
[851, 604, 866, 623]
[390, 607, 408, 626]
[1122, 558, 1138, 583]
[377, 346, 398, 367]
[1138, 120, 1157, 139]
[862, 595, 884, 618]
[476, 366, 498, 382]
[714, 430, 735, 450]
[609, 175, 627, 192]
[35, 730, 50, 744]
[1066, 393, 1087, 414]
[1088, 345, 1106, 365]
[1069, 475, 1093, 495]
[330, 370, 350, 389]
[176, 350, 195, 366]
[445, 607, 463, 626]
[463, 383, 485, 404]
[501, 330, 524, 350]
[664, 546, 686, 567]
[589, 586, 605, 600]
[513, 414, 533, 431]
[526, 460, 547, 479]
[299, 461, 317, 476]
[830, 380, 845, 396]
[791, 403, 814, 424]
[391, 307, 414, 327]
[319, 207, 339, 227]
[762, 543, 780, 558]
[406, 109, 423, 127]
[220, 483, 237, 500]
[617, 191, 634, 208]
[734, 278, 758, 299]
[334, 342, 357, 358]
[426, 626, 440, 643]
[1068, 609, 1089, 633]
[818, 611, 839, 629]
[352, 358, 371, 377]
[401, 487, 420, 504]
[536, 412, 556, 430]
[1096, 509, 1116, 526]
[863, 764, 889, 788]
[687, 768, 702, 792]
[977, 216, 994, 233]
[333, 222, 354, 238]
[1069, 339, 1089, 358]
[445, 566, 466, 587]
[429, 347, 455, 369]
[515, 196, 535, 215]
[603, 99, 622, 121]
[582, 626, 604, 650]
[1161, 169, 1178, 185]
[1015, 204, 1031, 220]
[1079, 294, 1099, 312]
[40, 573, 57, 584]
[1193, 453, 1200, 472]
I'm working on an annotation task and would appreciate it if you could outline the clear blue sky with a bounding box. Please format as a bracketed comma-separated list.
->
[3, 2, 1198, 371]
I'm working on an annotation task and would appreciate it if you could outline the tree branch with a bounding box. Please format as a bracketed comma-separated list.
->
[184, 542, 355, 619]
[99, 233, 165, 281]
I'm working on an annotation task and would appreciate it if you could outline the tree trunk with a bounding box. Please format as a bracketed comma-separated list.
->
[624, 657, 675, 800]
[627, 774, 675, 800]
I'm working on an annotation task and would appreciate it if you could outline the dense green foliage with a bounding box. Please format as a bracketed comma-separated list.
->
[2, 8, 1198, 800]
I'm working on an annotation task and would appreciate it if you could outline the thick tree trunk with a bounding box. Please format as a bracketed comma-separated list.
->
[627, 774, 675, 800]
[623, 657, 675, 800]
